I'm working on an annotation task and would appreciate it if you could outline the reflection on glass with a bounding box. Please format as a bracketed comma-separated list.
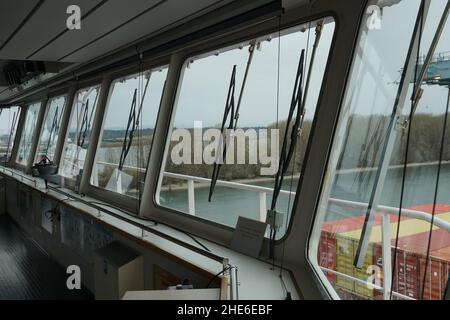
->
[91, 67, 168, 198]
[16, 102, 41, 167]
[60, 86, 101, 180]
[310, 0, 450, 300]
[158, 19, 335, 237]
[0, 106, 21, 163]
[35, 96, 66, 163]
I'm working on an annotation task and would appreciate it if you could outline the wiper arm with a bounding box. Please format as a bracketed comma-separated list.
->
[77, 89, 99, 149]
[301, 21, 323, 112]
[208, 65, 237, 201]
[270, 49, 305, 218]
[208, 43, 256, 201]
[5, 109, 18, 161]
[77, 99, 90, 148]
[267, 49, 305, 259]
[44, 106, 59, 158]
[118, 74, 151, 171]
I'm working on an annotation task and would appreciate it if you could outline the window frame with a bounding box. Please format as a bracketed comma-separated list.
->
[0, 105, 22, 165]
[59, 83, 102, 189]
[83, 60, 170, 214]
[34, 94, 69, 165]
[14, 101, 45, 172]
[306, 0, 444, 300]
[147, 19, 336, 238]
[138, 2, 346, 265]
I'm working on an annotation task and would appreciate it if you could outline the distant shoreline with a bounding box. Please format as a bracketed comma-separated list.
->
[160, 160, 450, 192]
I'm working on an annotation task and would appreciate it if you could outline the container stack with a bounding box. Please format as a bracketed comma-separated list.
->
[318, 203, 450, 300]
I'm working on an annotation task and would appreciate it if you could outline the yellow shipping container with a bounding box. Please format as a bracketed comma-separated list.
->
[335, 234, 374, 298]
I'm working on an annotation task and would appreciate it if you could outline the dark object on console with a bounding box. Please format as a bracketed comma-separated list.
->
[32, 156, 58, 188]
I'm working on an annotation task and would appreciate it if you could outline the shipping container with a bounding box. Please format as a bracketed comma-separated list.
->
[322, 203, 450, 300]
[318, 231, 337, 284]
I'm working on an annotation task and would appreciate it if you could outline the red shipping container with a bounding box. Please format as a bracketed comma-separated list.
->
[394, 228, 450, 255]
[394, 250, 420, 299]
[318, 231, 337, 284]
[419, 257, 448, 300]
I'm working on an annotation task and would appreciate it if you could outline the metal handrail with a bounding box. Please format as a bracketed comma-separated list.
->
[319, 267, 415, 300]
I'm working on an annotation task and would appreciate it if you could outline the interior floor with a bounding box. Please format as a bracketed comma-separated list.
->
[0, 214, 92, 300]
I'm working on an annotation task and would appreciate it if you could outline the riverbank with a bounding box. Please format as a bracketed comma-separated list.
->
[160, 160, 450, 191]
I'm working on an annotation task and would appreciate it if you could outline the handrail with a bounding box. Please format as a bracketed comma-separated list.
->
[320, 267, 415, 300]
[93, 161, 450, 232]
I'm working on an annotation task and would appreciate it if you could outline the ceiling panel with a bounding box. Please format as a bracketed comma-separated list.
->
[0, 0, 104, 60]
[0, 0, 40, 48]
[58, 0, 238, 62]
[31, 0, 166, 62]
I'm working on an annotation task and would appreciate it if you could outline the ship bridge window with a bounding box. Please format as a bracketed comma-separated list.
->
[35, 95, 67, 164]
[0, 106, 21, 163]
[60, 85, 101, 181]
[16, 102, 41, 167]
[157, 18, 335, 239]
[90, 66, 168, 198]
[309, 0, 450, 300]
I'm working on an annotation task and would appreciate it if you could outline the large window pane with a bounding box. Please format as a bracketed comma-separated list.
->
[0, 106, 21, 163]
[60, 86, 101, 180]
[35, 96, 66, 163]
[91, 67, 168, 198]
[158, 18, 335, 237]
[310, 0, 450, 300]
[16, 102, 41, 167]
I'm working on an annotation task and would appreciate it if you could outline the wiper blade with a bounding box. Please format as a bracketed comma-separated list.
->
[77, 89, 99, 149]
[208, 65, 237, 201]
[270, 49, 305, 213]
[208, 43, 256, 201]
[44, 106, 59, 158]
[5, 110, 18, 162]
[118, 73, 151, 171]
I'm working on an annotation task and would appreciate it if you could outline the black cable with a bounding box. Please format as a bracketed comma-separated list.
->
[86, 200, 210, 252]
[390, 1, 425, 300]
[420, 84, 450, 300]
[269, 48, 305, 260]
[205, 265, 232, 288]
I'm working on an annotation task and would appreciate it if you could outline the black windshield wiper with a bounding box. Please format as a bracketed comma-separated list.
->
[267, 50, 305, 257]
[5, 109, 18, 162]
[208, 65, 236, 201]
[208, 43, 256, 201]
[118, 74, 151, 171]
[44, 106, 59, 158]
[77, 89, 99, 149]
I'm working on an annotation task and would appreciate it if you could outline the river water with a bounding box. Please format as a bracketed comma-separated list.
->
[160, 163, 450, 233]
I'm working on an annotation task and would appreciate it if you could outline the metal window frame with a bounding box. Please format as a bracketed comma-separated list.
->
[14, 100, 46, 173]
[33, 93, 70, 166]
[307, 0, 433, 299]
[79, 58, 170, 214]
[58, 82, 103, 187]
[138, 0, 366, 300]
